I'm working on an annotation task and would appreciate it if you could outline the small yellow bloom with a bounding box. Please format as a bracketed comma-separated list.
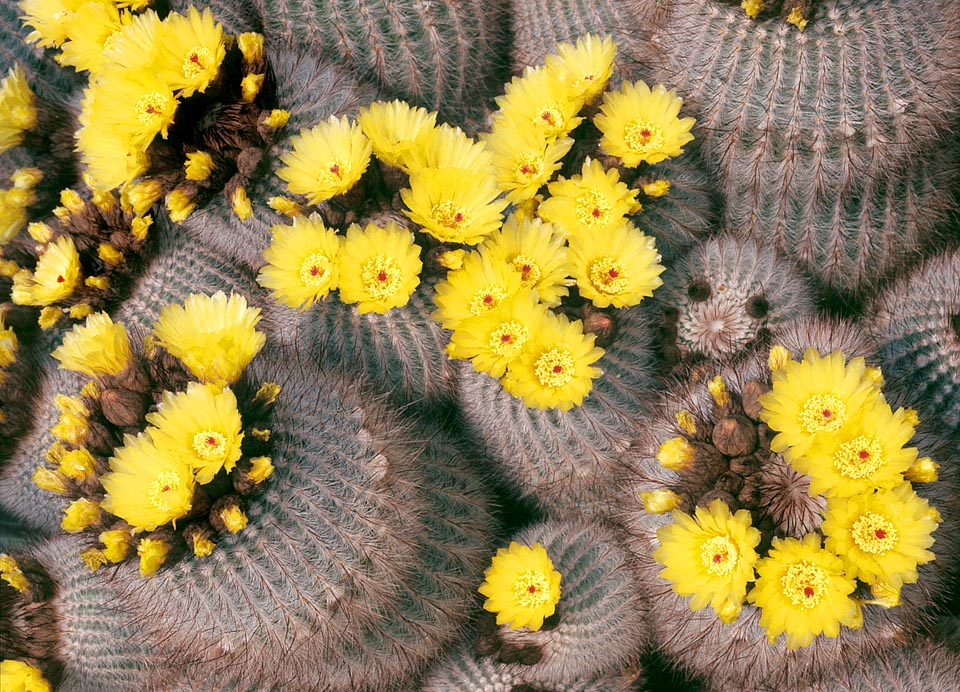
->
[0, 553, 30, 593]
[786, 6, 808, 30]
[267, 195, 301, 217]
[481, 124, 573, 204]
[594, 80, 696, 167]
[0, 660, 51, 692]
[52, 312, 132, 377]
[905, 456, 939, 483]
[247, 456, 274, 483]
[437, 249, 466, 271]
[130, 215, 152, 242]
[32, 466, 69, 494]
[263, 109, 290, 129]
[252, 382, 281, 406]
[478, 542, 562, 631]
[50, 412, 88, 445]
[191, 533, 216, 557]
[184, 151, 214, 181]
[401, 167, 508, 245]
[337, 221, 423, 314]
[237, 32, 264, 64]
[57, 447, 97, 481]
[232, 186, 253, 221]
[544, 34, 617, 104]
[277, 115, 372, 204]
[741, 0, 765, 19]
[69, 303, 93, 320]
[0, 65, 38, 154]
[218, 504, 248, 533]
[137, 537, 170, 577]
[357, 99, 437, 170]
[122, 180, 163, 217]
[11, 236, 82, 306]
[657, 437, 695, 471]
[81, 548, 108, 572]
[100, 529, 133, 563]
[0, 318, 17, 369]
[98, 242, 123, 266]
[166, 188, 196, 223]
[1, 188, 32, 244]
[640, 489, 683, 514]
[152, 291, 266, 386]
[85, 275, 110, 291]
[257, 213, 342, 310]
[642, 179, 671, 197]
[708, 376, 730, 408]
[767, 344, 794, 372]
[494, 65, 584, 142]
[61, 498, 101, 533]
[568, 223, 664, 309]
[432, 251, 522, 331]
[241, 73, 264, 102]
[37, 306, 63, 331]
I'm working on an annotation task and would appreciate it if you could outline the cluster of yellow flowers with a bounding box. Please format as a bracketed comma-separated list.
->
[654, 348, 941, 649]
[32, 292, 279, 577]
[478, 542, 563, 631]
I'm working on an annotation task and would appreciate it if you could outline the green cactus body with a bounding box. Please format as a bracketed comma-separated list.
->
[645, 0, 960, 296]
[867, 250, 960, 434]
[476, 520, 647, 688]
[655, 236, 815, 364]
[252, 0, 511, 129]
[457, 304, 655, 513]
[800, 639, 960, 691]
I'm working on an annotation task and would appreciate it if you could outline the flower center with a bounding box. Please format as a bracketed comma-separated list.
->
[298, 252, 333, 288]
[361, 256, 402, 297]
[511, 254, 541, 286]
[318, 159, 349, 185]
[430, 201, 469, 231]
[488, 320, 529, 359]
[833, 435, 884, 479]
[513, 570, 552, 608]
[532, 104, 565, 135]
[798, 393, 847, 433]
[534, 347, 575, 387]
[851, 512, 899, 554]
[515, 153, 543, 179]
[589, 257, 629, 295]
[700, 535, 739, 577]
[469, 284, 507, 316]
[781, 561, 828, 609]
[182, 45, 211, 78]
[624, 119, 665, 152]
[135, 92, 171, 126]
[192, 430, 227, 461]
[148, 470, 185, 510]
[575, 190, 612, 227]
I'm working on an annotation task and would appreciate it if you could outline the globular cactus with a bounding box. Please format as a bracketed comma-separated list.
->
[615, 346, 960, 690]
[643, 0, 960, 296]
[771, 315, 879, 362]
[474, 520, 648, 689]
[655, 235, 815, 366]
[866, 249, 960, 435]
[458, 303, 656, 514]
[252, 0, 512, 129]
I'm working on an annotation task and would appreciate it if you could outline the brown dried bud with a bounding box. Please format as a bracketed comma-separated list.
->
[741, 380, 770, 421]
[99, 388, 149, 428]
[236, 147, 263, 178]
[83, 419, 117, 457]
[715, 471, 744, 496]
[728, 454, 762, 477]
[231, 465, 257, 496]
[581, 304, 618, 348]
[712, 416, 758, 457]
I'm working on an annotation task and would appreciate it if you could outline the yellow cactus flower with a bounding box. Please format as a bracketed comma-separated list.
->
[99, 529, 133, 563]
[657, 436, 695, 471]
[241, 73, 264, 102]
[257, 213, 342, 310]
[218, 505, 248, 533]
[494, 65, 584, 142]
[145, 381, 245, 485]
[655, 500, 761, 623]
[137, 536, 170, 577]
[337, 221, 423, 314]
[786, 6, 808, 30]
[0, 66, 37, 153]
[11, 236, 82, 306]
[568, 223, 664, 309]
[152, 291, 266, 386]
[263, 109, 290, 129]
[57, 1, 122, 74]
[642, 179, 671, 197]
[639, 489, 683, 514]
[184, 151, 214, 181]
[432, 251, 523, 331]
[78, 68, 179, 151]
[0, 317, 17, 369]
[356, 99, 437, 170]
[482, 124, 573, 204]
[748, 534, 862, 649]
[231, 185, 253, 221]
[81, 548, 108, 572]
[478, 542, 562, 631]
[0, 553, 30, 593]
[191, 532, 216, 557]
[57, 447, 97, 481]
[277, 115, 372, 204]
[501, 311, 604, 411]
[165, 187, 196, 222]
[538, 158, 642, 237]
[32, 466, 69, 494]
[100, 433, 195, 532]
[52, 312, 132, 377]
[122, 180, 163, 217]
[741, 0, 765, 19]
[247, 456, 274, 483]
[130, 215, 152, 242]
[267, 195, 301, 217]
[401, 167, 508, 245]
[155, 6, 226, 97]
[61, 498, 100, 533]
[544, 33, 617, 104]
[905, 456, 939, 484]
[75, 128, 149, 193]
[594, 80, 696, 167]
[0, 659, 51, 692]
[401, 122, 493, 176]
[237, 32, 264, 64]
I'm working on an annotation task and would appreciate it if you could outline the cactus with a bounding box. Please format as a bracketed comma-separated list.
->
[771, 315, 879, 362]
[655, 235, 815, 365]
[866, 249, 960, 434]
[458, 303, 656, 513]
[643, 0, 960, 296]
[168, 0, 264, 35]
[252, 0, 512, 129]
[475, 519, 647, 688]
[615, 349, 960, 690]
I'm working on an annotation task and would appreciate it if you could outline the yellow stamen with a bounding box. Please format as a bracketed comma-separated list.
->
[148, 470, 186, 510]
[469, 285, 507, 316]
[624, 119, 664, 153]
[588, 256, 628, 295]
[511, 254, 541, 286]
[781, 561, 827, 609]
[299, 252, 333, 287]
[700, 535, 739, 577]
[850, 512, 899, 554]
[798, 393, 846, 433]
[487, 320, 529, 359]
[832, 436, 883, 479]
[513, 570, 552, 608]
[361, 256, 403, 298]
[534, 347, 575, 387]
[192, 431, 227, 461]
[430, 201, 469, 231]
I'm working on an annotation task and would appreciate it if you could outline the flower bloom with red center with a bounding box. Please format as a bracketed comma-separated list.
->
[278, 115, 372, 204]
[478, 542, 562, 630]
[432, 251, 522, 330]
[401, 167, 507, 245]
[537, 157, 641, 237]
[337, 221, 423, 314]
[258, 213, 342, 310]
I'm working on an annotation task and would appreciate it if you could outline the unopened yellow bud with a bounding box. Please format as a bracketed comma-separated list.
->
[122, 180, 163, 216]
[639, 489, 683, 514]
[57, 447, 97, 481]
[905, 456, 939, 483]
[130, 215, 152, 241]
[864, 366, 885, 388]
[0, 259, 19, 277]
[59, 189, 85, 215]
[237, 32, 264, 64]
[253, 382, 281, 406]
[45, 441, 68, 464]
[137, 537, 170, 577]
[38, 306, 63, 330]
[69, 303, 94, 320]
[99, 529, 133, 562]
[232, 186, 253, 222]
[92, 190, 116, 212]
[98, 242, 123, 265]
[642, 179, 671, 197]
[902, 408, 920, 428]
[785, 6, 808, 30]
[438, 249, 466, 271]
[263, 109, 290, 129]
[267, 195, 300, 217]
[85, 275, 110, 291]
[675, 410, 697, 436]
[768, 344, 793, 372]
[741, 0, 765, 19]
[81, 547, 108, 572]
[52, 205, 70, 221]
[191, 534, 216, 557]
[0, 659, 50, 692]
[61, 498, 100, 533]
[708, 376, 730, 408]
[54, 394, 88, 417]
[716, 598, 743, 624]
[219, 505, 248, 533]
[927, 506, 943, 525]
[166, 188, 196, 223]
[27, 221, 53, 243]
[11, 168, 42, 189]
[184, 151, 214, 181]
[248, 456, 274, 483]
[51, 412, 88, 445]
[250, 427, 270, 441]
[657, 436, 694, 471]
[866, 581, 901, 608]
[0, 553, 30, 593]
[241, 73, 265, 102]
[80, 380, 100, 399]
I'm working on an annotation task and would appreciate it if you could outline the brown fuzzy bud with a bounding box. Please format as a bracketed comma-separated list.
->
[715, 471, 744, 496]
[740, 380, 770, 421]
[236, 147, 264, 178]
[182, 523, 217, 558]
[698, 490, 738, 511]
[83, 419, 116, 457]
[728, 454, 761, 477]
[712, 416, 758, 457]
[581, 304, 618, 348]
[99, 388, 149, 428]
[209, 495, 247, 534]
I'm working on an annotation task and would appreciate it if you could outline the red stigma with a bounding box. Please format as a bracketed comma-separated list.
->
[640, 129, 651, 138]
[608, 268, 619, 278]
[329, 164, 339, 174]
[483, 294, 493, 305]
[146, 104, 156, 114]
[161, 485, 170, 492]
[552, 365, 563, 374]
[803, 586, 814, 598]
[528, 585, 537, 593]
[592, 207, 601, 217]
[520, 165, 530, 175]
[822, 409, 832, 418]
[206, 436, 217, 446]
[453, 212, 463, 223]
[190, 53, 200, 64]
[858, 449, 870, 459]
[377, 271, 388, 282]
[309, 266, 320, 276]
[56, 275, 65, 283]
[712, 553, 722, 563]
[875, 529, 887, 539]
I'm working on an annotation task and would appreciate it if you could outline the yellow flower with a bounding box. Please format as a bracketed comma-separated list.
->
[793, 401, 919, 498]
[786, 6, 809, 31]
[137, 536, 170, 577]
[218, 505, 248, 533]
[11, 236, 82, 306]
[277, 115, 372, 204]
[32, 467, 69, 494]
[184, 151, 214, 181]
[152, 292, 266, 386]
[822, 484, 939, 588]
[57, 1, 122, 74]
[568, 222, 664, 308]
[121, 179, 163, 217]
[639, 489, 683, 514]
[51, 311, 132, 377]
[70, 301, 94, 318]
[741, 0, 766, 19]
[481, 124, 573, 204]
[446, 289, 546, 378]
[544, 33, 617, 104]
[494, 65, 584, 142]
[0, 317, 17, 369]
[100, 529, 133, 562]
[165, 187, 196, 222]
[146, 382, 245, 485]
[759, 349, 882, 460]
[0, 659, 51, 692]
[231, 185, 253, 221]
[356, 99, 437, 170]
[57, 447, 97, 481]
[401, 167, 508, 245]
[1, 187, 32, 244]
[432, 251, 522, 330]
[538, 158, 642, 237]
[237, 32, 264, 64]
[501, 311, 604, 411]
[657, 436, 695, 471]
[81, 548, 108, 572]
[61, 498, 100, 533]
[98, 8, 162, 74]
[479, 214, 572, 307]
[240, 73, 264, 102]
[747, 534, 862, 649]
[75, 128, 149, 192]
[337, 221, 423, 314]
[263, 109, 290, 129]
[655, 500, 761, 623]
[594, 80, 696, 167]
[19, 0, 85, 48]
[155, 7, 226, 97]
[257, 213, 341, 310]
[247, 456, 274, 483]
[906, 456, 939, 483]
[100, 433, 195, 532]
[190, 532, 215, 557]
[642, 179, 671, 198]
[0, 553, 30, 593]
[478, 542, 562, 631]
[0, 66, 37, 154]
[401, 122, 493, 176]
